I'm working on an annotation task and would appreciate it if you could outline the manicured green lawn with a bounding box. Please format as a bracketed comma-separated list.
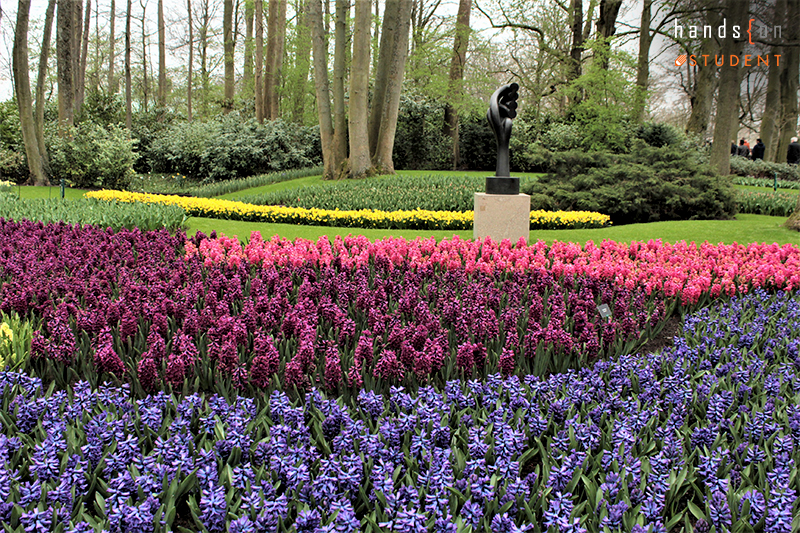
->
[9, 184, 88, 200]
[186, 214, 800, 246]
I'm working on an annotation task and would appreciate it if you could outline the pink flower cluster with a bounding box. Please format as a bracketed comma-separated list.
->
[187, 233, 800, 304]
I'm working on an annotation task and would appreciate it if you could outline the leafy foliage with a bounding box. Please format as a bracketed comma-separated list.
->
[47, 122, 136, 189]
[0, 196, 187, 231]
[729, 155, 800, 182]
[735, 190, 797, 217]
[733, 176, 800, 189]
[522, 143, 738, 225]
[146, 115, 322, 181]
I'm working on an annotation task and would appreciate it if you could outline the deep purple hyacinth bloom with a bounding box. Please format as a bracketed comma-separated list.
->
[708, 491, 732, 532]
[200, 483, 227, 532]
[20, 508, 52, 533]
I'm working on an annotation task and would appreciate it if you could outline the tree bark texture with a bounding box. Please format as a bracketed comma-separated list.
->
[290, 0, 311, 124]
[58, 0, 75, 132]
[140, 1, 148, 113]
[223, 0, 235, 112]
[760, 0, 786, 161]
[125, 0, 132, 128]
[596, 0, 622, 70]
[35, 0, 56, 175]
[158, 0, 167, 112]
[775, 0, 800, 163]
[368, 0, 400, 157]
[109, 0, 117, 92]
[76, 0, 91, 115]
[13, 0, 48, 185]
[332, 0, 348, 170]
[633, 0, 650, 123]
[443, 0, 471, 169]
[372, 0, 412, 174]
[187, 0, 194, 121]
[307, 0, 336, 178]
[265, 0, 288, 119]
[255, 0, 264, 121]
[685, 36, 718, 137]
[243, 0, 254, 98]
[710, 0, 749, 175]
[347, 0, 372, 178]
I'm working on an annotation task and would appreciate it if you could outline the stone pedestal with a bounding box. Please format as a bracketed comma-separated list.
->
[473, 192, 530, 244]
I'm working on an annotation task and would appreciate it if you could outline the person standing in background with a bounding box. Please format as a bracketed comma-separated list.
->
[737, 139, 750, 158]
[752, 138, 765, 160]
[787, 137, 800, 164]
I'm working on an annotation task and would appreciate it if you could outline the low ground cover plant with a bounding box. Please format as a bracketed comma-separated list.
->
[0, 288, 797, 531]
[85, 190, 611, 231]
[0, 196, 187, 232]
[733, 176, 800, 190]
[730, 155, 800, 182]
[234, 175, 537, 213]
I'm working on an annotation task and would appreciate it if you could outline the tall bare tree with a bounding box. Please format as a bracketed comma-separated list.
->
[157, 0, 167, 113]
[187, 0, 194, 121]
[632, 0, 650, 122]
[35, 0, 56, 176]
[76, 0, 91, 115]
[760, 0, 786, 161]
[140, 0, 149, 113]
[370, 0, 412, 174]
[775, 0, 800, 163]
[255, 0, 264, 121]
[125, 0, 133, 128]
[368, 0, 400, 156]
[332, 0, 348, 168]
[109, 0, 117, 92]
[442, 0, 471, 169]
[710, 0, 750, 175]
[289, 0, 311, 123]
[308, 0, 338, 178]
[243, 0, 255, 98]
[58, 0, 76, 132]
[265, 0, 288, 118]
[348, 0, 372, 178]
[223, 0, 234, 112]
[13, 0, 49, 185]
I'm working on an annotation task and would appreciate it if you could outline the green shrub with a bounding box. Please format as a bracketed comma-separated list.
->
[729, 156, 800, 181]
[735, 190, 797, 216]
[236, 174, 538, 212]
[635, 122, 683, 147]
[539, 123, 583, 151]
[0, 147, 28, 184]
[146, 114, 322, 181]
[48, 122, 136, 189]
[0, 196, 187, 232]
[522, 142, 738, 225]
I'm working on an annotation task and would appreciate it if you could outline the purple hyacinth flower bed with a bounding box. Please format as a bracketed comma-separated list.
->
[0, 288, 797, 532]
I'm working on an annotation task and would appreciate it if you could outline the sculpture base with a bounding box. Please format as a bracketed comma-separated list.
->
[474, 192, 530, 245]
[485, 176, 519, 195]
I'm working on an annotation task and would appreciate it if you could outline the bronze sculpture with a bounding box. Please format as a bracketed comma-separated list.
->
[485, 82, 520, 195]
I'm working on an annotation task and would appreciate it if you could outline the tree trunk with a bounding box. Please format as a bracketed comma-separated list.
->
[443, 0, 470, 169]
[92, 0, 100, 92]
[332, 0, 348, 170]
[243, 0, 254, 100]
[109, 0, 117, 93]
[187, 0, 193, 121]
[368, 0, 400, 157]
[223, 0, 235, 113]
[784, 193, 800, 230]
[265, 0, 287, 119]
[347, 0, 372, 178]
[35, 0, 56, 176]
[125, 0, 132, 128]
[140, 0, 149, 114]
[775, 0, 800, 164]
[72, 1, 82, 94]
[710, 0, 749, 175]
[685, 37, 718, 137]
[596, 0, 622, 70]
[76, 0, 91, 116]
[157, 0, 167, 113]
[57, 0, 75, 132]
[372, 0, 412, 175]
[760, 0, 786, 161]
[290, 0, 311, 124]
[632, 0, 650, 123]
[569, 0, 583, 82]
[13, 0, 48, 186]
[307, 0, 336, 178]
[255, 0, 264, 121]
[199, 0, 210, 117]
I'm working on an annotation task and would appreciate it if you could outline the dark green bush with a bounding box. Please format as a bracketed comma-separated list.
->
[729, 155, 800, 182]
[47, 122, 136, 189]
[0, 147, 28, 184]
[0, 196, 186, 231]
[635, 122, 682, 147]
[146, 114, 322, 181]
[522, 142, 738, 225]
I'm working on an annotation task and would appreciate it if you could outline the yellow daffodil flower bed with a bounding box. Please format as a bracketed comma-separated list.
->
[85, 190, 612, 230]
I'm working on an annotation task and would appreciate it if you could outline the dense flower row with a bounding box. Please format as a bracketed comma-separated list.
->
[189, 233, 800, 304]
[84, 189, 612, 230]
[0, 220, 657, 393]
[0, 289, 798, 532]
